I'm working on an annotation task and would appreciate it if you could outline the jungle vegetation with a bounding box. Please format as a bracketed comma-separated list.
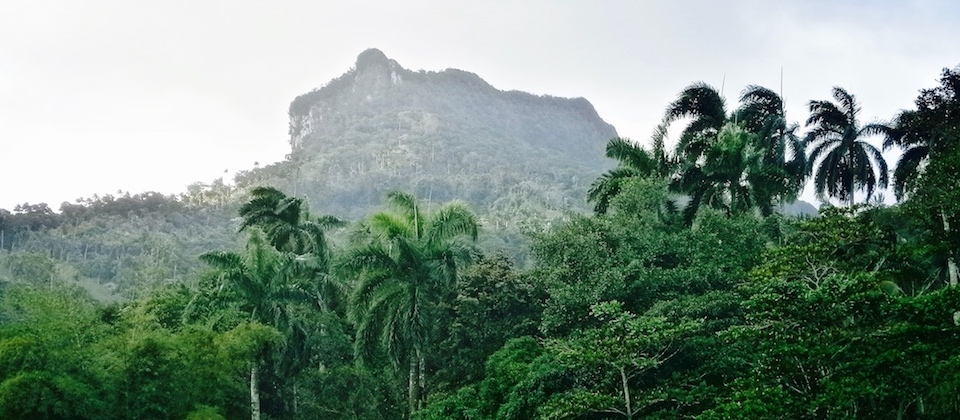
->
[1, 65, 959, 419]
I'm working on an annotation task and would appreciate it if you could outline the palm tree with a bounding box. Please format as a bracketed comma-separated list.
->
[588, 131, 673, 214]
[882, 65, 959, 201]
[882, 109, 930, 200]
[881, 67, 960, 286]
[804, 86, 889, 209]
[208, 188, 347, 417]
[661, 82, 807, 221]
[239, 186, 343, 255]
[239, 186, 345, 312]
[736, 85, 808, 209]
[200, 231, 310, 420]
[340, 191, 478, 418]
[676, 122, 766, 220]
[665, 82, 729, 165]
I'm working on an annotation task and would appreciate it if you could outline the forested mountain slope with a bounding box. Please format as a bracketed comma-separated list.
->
[256, 48, 618, 222]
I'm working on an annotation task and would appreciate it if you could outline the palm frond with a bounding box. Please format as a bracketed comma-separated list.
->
[588, 168, 637, 214]
[831, 86, 860, 120]
[665, 82, 727, 128]
[386, 191, 424, 236]
[862, 141, 889, 189]
[353, 281, 406, 364]
[892, 146, 929, 200]
[315, 215, 347, 229]
[859, 122, 894, 139]
[806, 139, 839, 173]
[339, 243, 398, 274]
[737, 85, 783, 132]
[239, 187, 286, 217]
[368, 213, 414, 242]
[426, 202, 480, 244]
[199, 250, 244, 270]
[273, 196, 303, 225]
[739, 85, 782, 110]
[883, 110, 925, 150]
[605, 137, 656, 171]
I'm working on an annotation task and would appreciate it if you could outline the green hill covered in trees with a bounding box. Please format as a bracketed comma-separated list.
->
[254, 48, 618, 223]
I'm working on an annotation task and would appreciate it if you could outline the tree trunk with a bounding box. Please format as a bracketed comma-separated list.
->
[251, 362, 261, 420]
[942, 210, 958, 287]
[846, 152, 856, 210]
[418, 351, 426, 411]
[620, 367, 633, 420]
[408, 349, 421, 418]
[292, 383, 299, 417]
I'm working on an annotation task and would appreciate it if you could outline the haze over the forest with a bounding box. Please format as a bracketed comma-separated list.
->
[2, 3, 960, 415]
[2, 1, 959, 209]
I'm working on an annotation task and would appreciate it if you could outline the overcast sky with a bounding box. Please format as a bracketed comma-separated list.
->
[2, 0, 958, 210]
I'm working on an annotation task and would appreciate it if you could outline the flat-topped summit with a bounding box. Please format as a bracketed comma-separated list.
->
[276, 49, 618, 231]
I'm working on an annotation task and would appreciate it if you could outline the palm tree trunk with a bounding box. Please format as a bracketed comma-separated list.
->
[846, 154, 856, 210]
[408, 350, 421, 418]
[846, 172, 855, 209]
[942, 210, 958, 287]
[418, 351, 426, 411]
[292, 383, 299, 417]
[251, 362, 261, 420]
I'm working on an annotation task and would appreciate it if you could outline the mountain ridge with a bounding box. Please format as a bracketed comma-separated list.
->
[266, 48, 619, 226]
[288, 48, 616, 162]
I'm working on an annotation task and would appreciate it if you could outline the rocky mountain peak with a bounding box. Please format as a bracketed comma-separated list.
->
[355, 48, 393, 71]
[282, 49, 619, 219]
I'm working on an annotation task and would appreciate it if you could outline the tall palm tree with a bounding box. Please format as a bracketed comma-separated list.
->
[882, 109, 930, 200]
[200, 231, 310, 420]
[881, 67, 960, 286]
[665, 82, 729, 165]
[661, 82, 807, 221]
[340, 191, 478, 418]
[239, 186, 345, 312]
[882, 66, 960, 201]
[239, 186, 343, 255]
[736, 85, 808, 209]
[804, 87, 889, 208]
[677, 122, 767, 220]
[210, 188, 347, 417]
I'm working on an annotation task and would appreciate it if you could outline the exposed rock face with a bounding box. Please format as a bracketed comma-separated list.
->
[281, 49, 618, 225]
[288, 49, 616, 164]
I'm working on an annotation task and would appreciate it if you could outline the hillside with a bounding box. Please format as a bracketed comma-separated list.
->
[256, 49, 617, 225]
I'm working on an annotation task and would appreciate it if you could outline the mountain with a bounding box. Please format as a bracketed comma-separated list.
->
[0, 49, 635, 299]
[0, 49, 821, 299]
[256, 49, 617, 226]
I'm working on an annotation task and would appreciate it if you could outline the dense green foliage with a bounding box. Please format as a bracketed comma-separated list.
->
[2, 63, 959, 419]
[0, 188, 240, 300]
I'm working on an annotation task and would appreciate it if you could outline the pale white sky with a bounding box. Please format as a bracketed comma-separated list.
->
[1, 0, 958, 210]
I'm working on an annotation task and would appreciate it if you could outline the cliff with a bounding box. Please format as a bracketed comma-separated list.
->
[273, 49, 618, 225]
